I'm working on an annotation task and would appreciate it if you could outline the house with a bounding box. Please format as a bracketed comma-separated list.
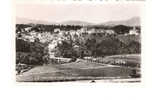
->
[23, 35, 35, 42]
[54, 28, 60, 33]
[48, 40, 59, 58]
[80, 27, 88, 33]
[129, 27, 139, 35]
[24, 27, 32, 32]
[105, 29, 116, 35]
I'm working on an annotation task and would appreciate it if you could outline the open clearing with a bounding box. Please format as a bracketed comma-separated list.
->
[16, 54, 141, 82]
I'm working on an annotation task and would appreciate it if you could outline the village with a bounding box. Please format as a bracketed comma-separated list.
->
[16, 24, 140, 60]
[16, 24, 141, 82]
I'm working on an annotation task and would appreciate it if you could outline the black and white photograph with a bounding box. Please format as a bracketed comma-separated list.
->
[16, 3, 142, 83]
[4, 0, 158, 100]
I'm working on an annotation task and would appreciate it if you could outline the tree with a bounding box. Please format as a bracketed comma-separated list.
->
[95, 36, 125, 56]
[112, 25, 131, 34]
[16, 37, 49, 65]
[16, 38, 30, 52]
[55, 40, 73, 58]
[85, 38, 97, 56]
[126, 41, 141, 54]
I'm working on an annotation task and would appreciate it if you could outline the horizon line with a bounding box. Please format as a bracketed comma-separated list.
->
[16, 16, 140, 24]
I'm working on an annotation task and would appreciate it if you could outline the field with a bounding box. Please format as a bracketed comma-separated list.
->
[96, 54, 140, 67]
[16, 54, 141, 82]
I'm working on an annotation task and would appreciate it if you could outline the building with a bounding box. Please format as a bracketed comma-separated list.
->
[129, 27, 139, 35]
[105, 29, 116, 35]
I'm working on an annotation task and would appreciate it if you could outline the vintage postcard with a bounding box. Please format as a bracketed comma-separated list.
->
[15, 0, 144, 83]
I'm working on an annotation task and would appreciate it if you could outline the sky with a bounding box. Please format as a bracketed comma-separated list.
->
[16, 3, 143, 23]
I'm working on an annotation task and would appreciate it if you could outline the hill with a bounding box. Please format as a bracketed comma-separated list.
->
[16, 16, 140, 26]
[60, 20, 93, 26]
[100, 17, 140, 26]
[16, 17, 57, 25]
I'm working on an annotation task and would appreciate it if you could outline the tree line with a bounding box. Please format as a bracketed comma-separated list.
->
[16, 38, 49, 65]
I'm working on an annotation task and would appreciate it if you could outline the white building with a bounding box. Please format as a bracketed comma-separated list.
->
[54, 28, 60, 33]
[48, 40, 58, 58]
[105, 29, 115, 35]
[129, 27, 139, 35]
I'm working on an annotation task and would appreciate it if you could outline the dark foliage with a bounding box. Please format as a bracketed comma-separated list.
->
[112, 25, 132, 34]
[84, 35, 141, 57]
[16, 38, 30, 52]
[16, 24, 141, 61]
[55, 40, 75, 58]
[16, 38, 49, 65]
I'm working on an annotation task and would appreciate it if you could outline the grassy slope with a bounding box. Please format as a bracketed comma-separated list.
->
[104, 54, 141, 67]
[100, 54, 140, 62]
[16, 54, 140, 82]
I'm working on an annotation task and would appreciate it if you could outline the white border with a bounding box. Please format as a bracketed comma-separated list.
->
[1, 0, 158, 100]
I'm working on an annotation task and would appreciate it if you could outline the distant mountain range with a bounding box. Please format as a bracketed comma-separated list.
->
[16, 17, 58, 25]
[16, 17, 140, 26]
[60, 20, 93, 26]
[100, 17, 140, 26]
